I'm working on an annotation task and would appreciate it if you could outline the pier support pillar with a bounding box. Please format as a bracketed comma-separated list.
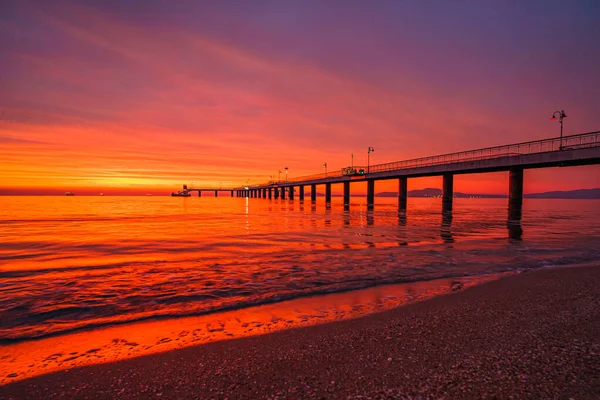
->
[230, 190, 233, 197]
[268, 188, 272, 199]
[281, 187, 286, 200]
[259, 189, 263, 198]
[215, 190, 219, 197]
[398, 177, 407, 210]
[325, 183, 332, 203]
[508, 168, 524, 240]
[442, 173, 453, 211]
[274, 188, 279, 199]
[311, 184, 317, 202]
[299, 186, 304, 201]
[367, 179, 375, 209]
[289, 186, 294, 200]
[263, 188, 267, 198]
[198, 191, 201, 197]
[509, 168, 524, 210]
[343, 181, 350, 209]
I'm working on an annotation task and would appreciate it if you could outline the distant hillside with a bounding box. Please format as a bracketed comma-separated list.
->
[524, 188, 600, 199]
[376, 188, 600, 199]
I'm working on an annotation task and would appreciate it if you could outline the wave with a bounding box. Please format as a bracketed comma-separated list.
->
[0, 267, 541, 344]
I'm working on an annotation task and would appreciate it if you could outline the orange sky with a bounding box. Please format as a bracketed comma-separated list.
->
[1, 1, 599, 195]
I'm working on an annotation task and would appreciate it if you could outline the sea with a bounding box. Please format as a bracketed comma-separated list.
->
[1, 195, 599, 382]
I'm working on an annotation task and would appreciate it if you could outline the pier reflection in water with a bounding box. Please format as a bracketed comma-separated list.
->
[507, 204, 523, 241]
[441, 210, 455, 244]
[397, 210, 408, 246]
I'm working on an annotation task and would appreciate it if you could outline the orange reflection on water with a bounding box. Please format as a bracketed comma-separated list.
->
[0, 273, 506, 385]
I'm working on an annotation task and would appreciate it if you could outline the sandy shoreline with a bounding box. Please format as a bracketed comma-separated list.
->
[0, 274, 503, 385]
[2, 265, 599, 399]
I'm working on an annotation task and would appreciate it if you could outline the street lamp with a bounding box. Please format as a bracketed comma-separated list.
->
[322, 162, 327, 177]
[367, 146, 375, 173]
[284, 167, 288, 181]
[551, 110, 567, 150]
[351, 153, 354, 169]
[278, 170, 281, 182]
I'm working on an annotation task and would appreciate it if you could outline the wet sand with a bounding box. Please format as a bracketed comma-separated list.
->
[0, 274, 501, 385]
[2, 265, 599, 399]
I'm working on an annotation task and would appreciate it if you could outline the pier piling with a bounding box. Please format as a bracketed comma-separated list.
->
[509, 168, 524, 210]
[398, 177, 407, 210]
[367, 179, 375, 209]
[442, 173, 453, 211]
[343, 181, 350, 209]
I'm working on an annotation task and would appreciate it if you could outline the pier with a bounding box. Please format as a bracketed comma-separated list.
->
[230, 131, 599, 210]
[181, 186, 236, 197]
[177, 131, 600, 227]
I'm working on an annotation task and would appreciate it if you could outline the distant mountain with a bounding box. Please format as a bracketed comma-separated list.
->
[524, 188, 600, 199]
[376, 188, 600, 199]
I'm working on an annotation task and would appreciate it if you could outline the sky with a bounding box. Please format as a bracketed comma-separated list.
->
[1, 0, 599, 195]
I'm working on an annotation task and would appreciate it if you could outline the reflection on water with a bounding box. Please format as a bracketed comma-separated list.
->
[441, 210, 455, 244]
[507, 203, 524, 241]
[1, 196, 599, 346]
[397, 210, 408, 246]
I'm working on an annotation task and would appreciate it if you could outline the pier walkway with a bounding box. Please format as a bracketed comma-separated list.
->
[231, 131, 600, 210]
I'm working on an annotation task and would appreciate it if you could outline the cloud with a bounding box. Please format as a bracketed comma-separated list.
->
[0, 135, 47, 145]
[1, 0, 599, 193]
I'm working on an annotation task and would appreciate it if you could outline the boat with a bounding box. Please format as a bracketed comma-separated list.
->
[171, 190, 191, 197]
[65, 192, 75, 196]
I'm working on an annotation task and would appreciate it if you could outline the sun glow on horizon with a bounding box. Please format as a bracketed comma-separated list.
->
[1, 1, 599, 195]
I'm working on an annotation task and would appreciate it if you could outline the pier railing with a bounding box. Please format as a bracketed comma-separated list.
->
[263, 131, 600, 185]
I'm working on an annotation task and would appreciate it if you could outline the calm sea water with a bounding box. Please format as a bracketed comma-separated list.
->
[1, 196, 599, 343]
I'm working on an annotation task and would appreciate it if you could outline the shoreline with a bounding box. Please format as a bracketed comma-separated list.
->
[0, 273, 505, 385]
[2, 265, 598, 398]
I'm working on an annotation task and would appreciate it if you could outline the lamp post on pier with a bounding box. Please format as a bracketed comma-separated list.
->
[551, 110, 567, 150]
[322, 162, 327, 177]
[367, 146, 375, 173]
[284, 167, 288, 182]
[278, 170, 281, 182]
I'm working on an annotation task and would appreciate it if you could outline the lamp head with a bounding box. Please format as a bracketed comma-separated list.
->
[550, 115, 557, 120]
[561, 110, 567, 118]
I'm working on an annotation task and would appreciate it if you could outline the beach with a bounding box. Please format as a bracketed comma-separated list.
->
[2, 265, 598, 399]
